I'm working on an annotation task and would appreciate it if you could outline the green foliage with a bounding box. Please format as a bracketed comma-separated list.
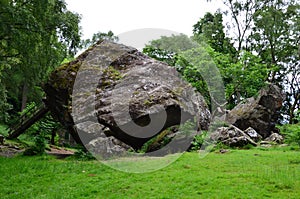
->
[16, 102, 61, 154]
[146, 34, 198, 53]
[81, 30, 119, 49]
[18, 102, 59, 138]
[250, 1, 300, 121]
[193, 11, 236, 56]
[0, 123, 8, 136]
[143, 46, 178, 66]
[18, 102, 36, 117]
[190, 131, 208, 151]
[143, 34, 197, 67]
[179, 46, 226, 109]
[23, 134, 47, 156]
[73, 147, 96, 161]
[0, 84, 11, 122]
[279, 123, 300, 147]
[223, 51, 269, 106]
[143, 26, 269, 110]
[0, 0, 81, 117]
[205, 0, 299, 119]
[296, 110, 300, 122]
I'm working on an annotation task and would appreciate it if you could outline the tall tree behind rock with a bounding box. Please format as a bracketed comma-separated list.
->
[193, 12, 237, 56]
[0, 0, 81, 116]
[210, 0, 259, 52]
[249, 0, 300, 123]
[207, 0, 299, 121]
[192, 10, 269, 108]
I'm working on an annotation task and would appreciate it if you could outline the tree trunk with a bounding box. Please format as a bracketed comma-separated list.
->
[51, 129, 56, 145]
[236, 90, 242, 104]
[21, 83, 28, 111]
[289, 93, 300, 124]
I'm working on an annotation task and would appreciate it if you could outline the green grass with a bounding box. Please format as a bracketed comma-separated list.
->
[0, 148, 299, 199]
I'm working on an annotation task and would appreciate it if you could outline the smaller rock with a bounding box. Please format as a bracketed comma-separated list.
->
[210, 125, 257, 147]
[87, 135, 133, 159]
[259, 141, 273, 148]
[75, 121, 133, 159]
[279, 144, 289, 147]
[219, 149, 230, 154]
[244, 127, 262, 142]
[264, 133, 284, 144]
[9, 145, 20, 150]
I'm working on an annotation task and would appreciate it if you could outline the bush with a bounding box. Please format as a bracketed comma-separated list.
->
[23, 134, 47, 156]
[73, 147, 95, 160]
[279, 124, 300, 147]
[190, 131, 208, 151]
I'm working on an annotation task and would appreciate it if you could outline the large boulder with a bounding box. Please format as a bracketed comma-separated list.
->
[44, 40, 210, 152]
[226, 84, 284, 138]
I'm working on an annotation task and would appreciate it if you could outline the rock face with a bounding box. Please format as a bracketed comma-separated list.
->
[226, 84, 284, 138]
[44, 40, 210, 152]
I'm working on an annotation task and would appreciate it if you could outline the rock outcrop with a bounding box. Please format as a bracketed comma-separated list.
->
[44, 40, 210, 153]
[226, 84, 284, 138]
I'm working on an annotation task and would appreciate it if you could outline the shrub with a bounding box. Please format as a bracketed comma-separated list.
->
[279, 123, 300, 147]
[190, 131, 208, 151]
[23, 134, 47, 156]
[73, 147, 95, 160]
[74, 150, 95, 161]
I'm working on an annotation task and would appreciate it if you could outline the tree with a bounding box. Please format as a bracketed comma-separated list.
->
[193, 12, 236, 56]
[249, 0, 300, 123]
[221, 0, 259, 52]
[0, 0, 81, 118]
[206, 0, 300, 121]
[143, 34, 197, 68]
[222, 51, 269, 107]
[81, 30, 119, 49]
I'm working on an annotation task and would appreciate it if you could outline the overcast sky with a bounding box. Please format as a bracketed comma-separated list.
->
[65, 0, 225, 43]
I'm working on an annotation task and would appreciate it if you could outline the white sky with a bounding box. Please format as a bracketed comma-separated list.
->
[65, 0, 225, 46]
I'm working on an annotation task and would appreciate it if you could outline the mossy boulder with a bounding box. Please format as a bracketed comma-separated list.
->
[44, 40, 210, 153]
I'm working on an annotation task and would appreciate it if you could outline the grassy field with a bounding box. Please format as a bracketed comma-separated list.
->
[0, 147, 299, 199]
